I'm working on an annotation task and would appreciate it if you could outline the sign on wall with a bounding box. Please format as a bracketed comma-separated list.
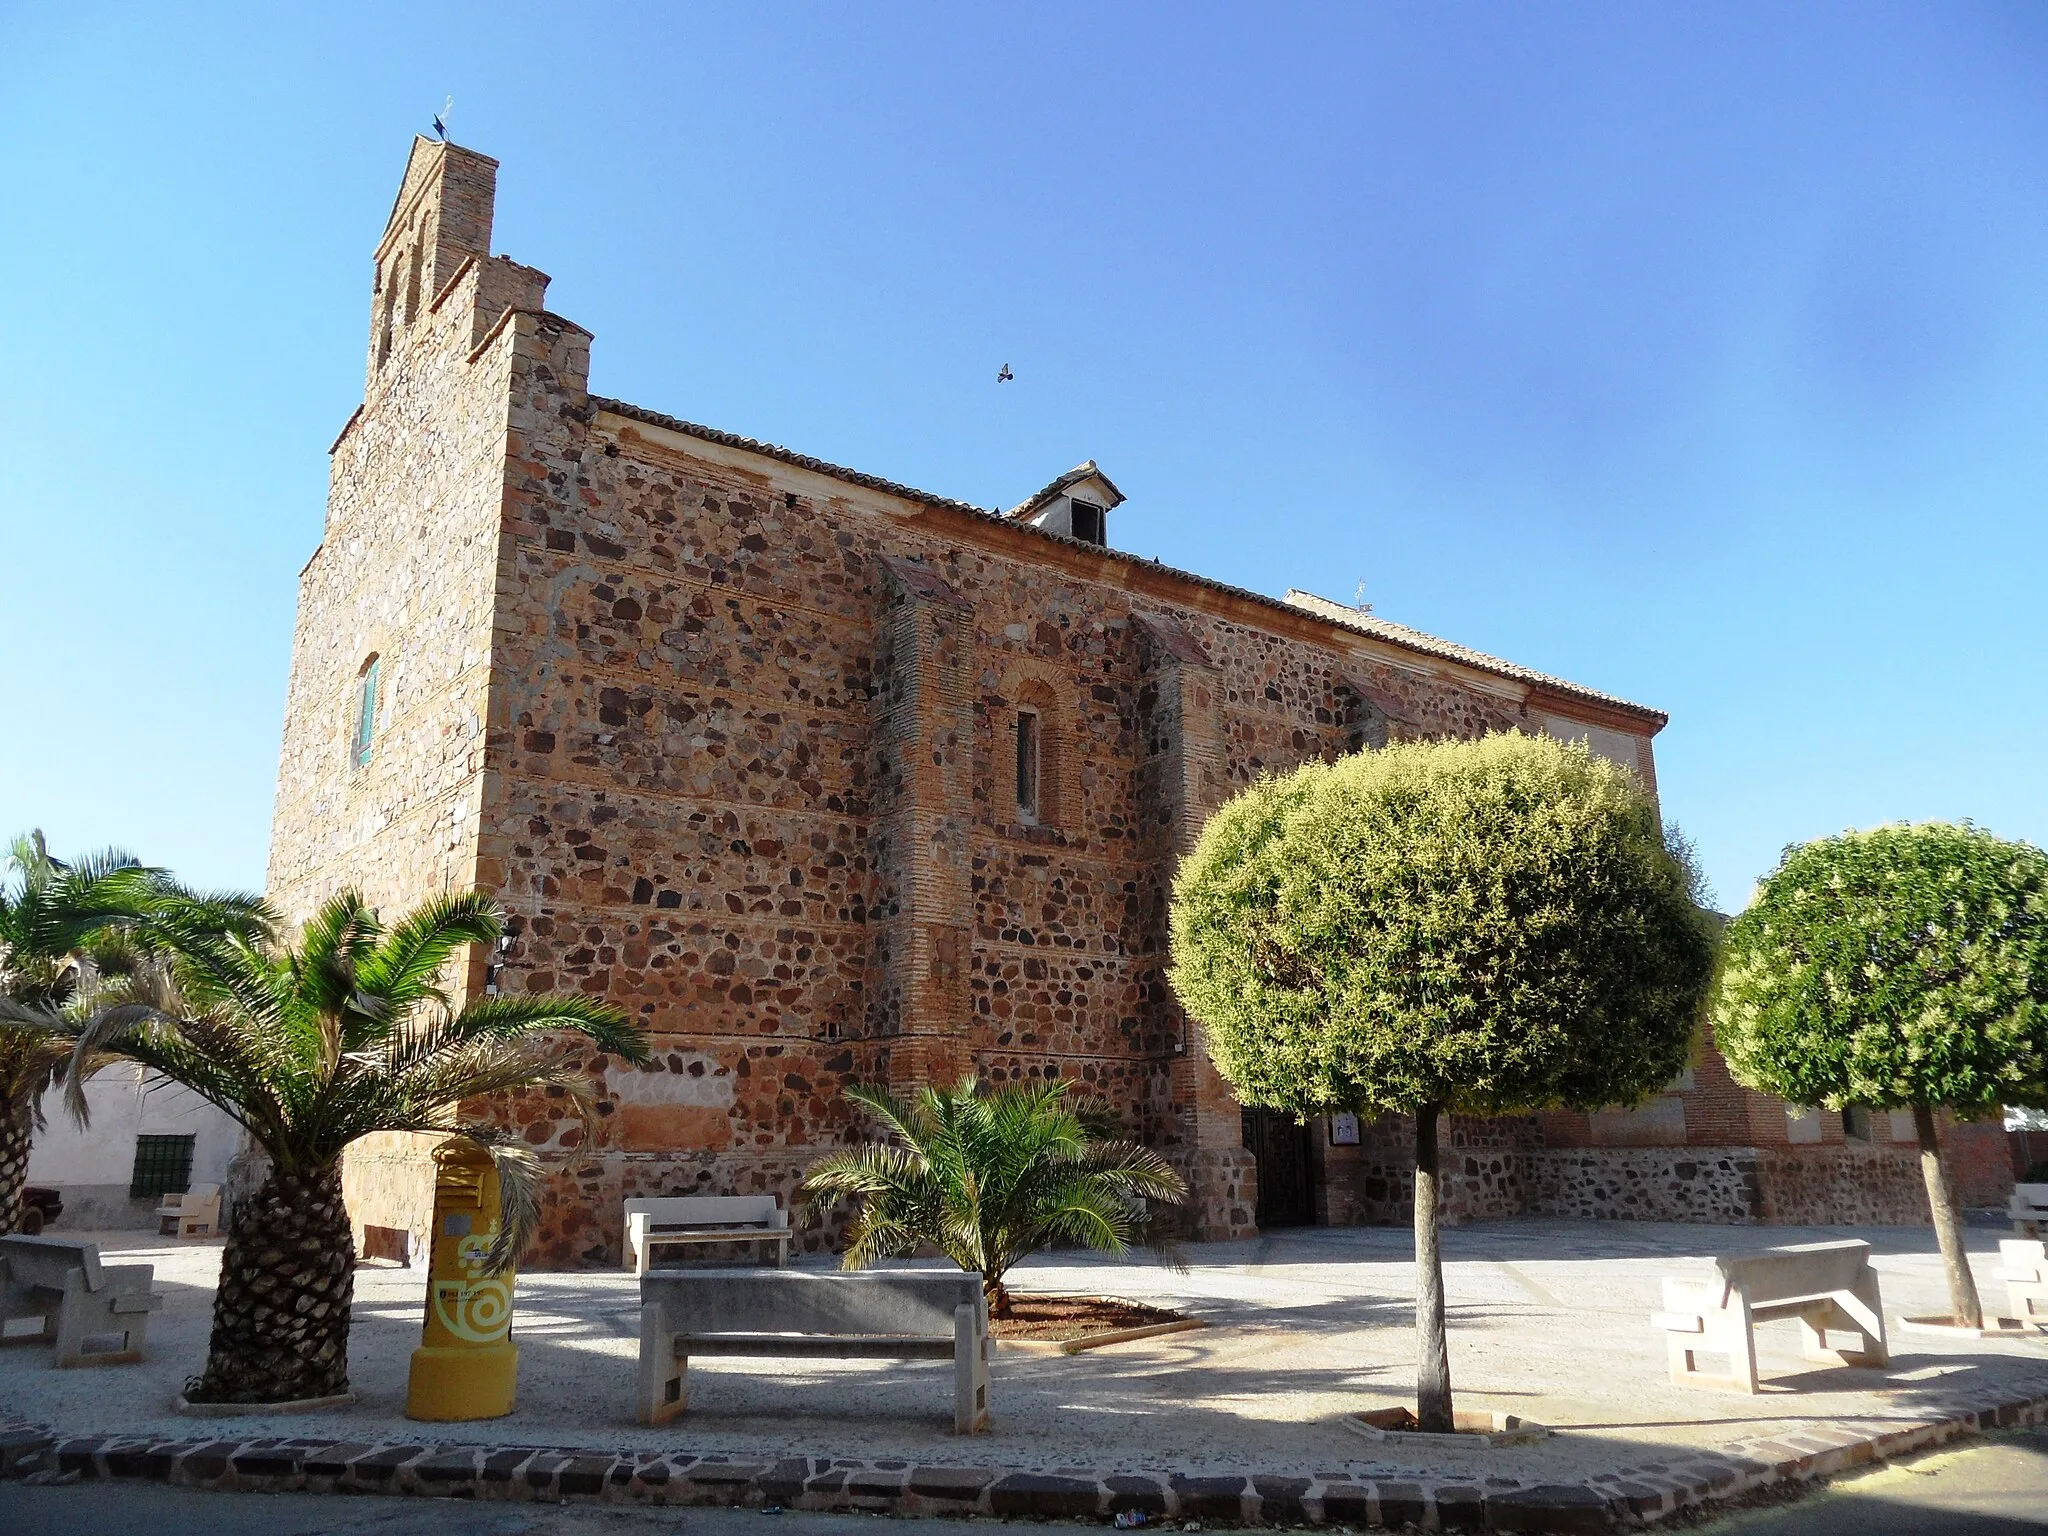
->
[1328, 1112, 1360, 1146]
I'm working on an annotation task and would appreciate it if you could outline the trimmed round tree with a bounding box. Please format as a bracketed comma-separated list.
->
[1713, 823, 2048, 1329]
[1170, 732, 1714, 1430]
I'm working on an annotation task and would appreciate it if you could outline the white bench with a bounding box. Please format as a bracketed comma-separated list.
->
[2010, 1183, 2048, 1237]
[639, 1268, 990, 1433]
[1653, 1239, 1887, 1393]
[0, 1235, 163, 1366]
[1999, 1239, 2048, 1328]
[156, 1184, 220, 1239]
[623, 1195, 790, 1275]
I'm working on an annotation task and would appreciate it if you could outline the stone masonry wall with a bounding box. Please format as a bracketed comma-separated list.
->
[1525, 1147, 1765, 1224]
[276, 139, 1724, 1267]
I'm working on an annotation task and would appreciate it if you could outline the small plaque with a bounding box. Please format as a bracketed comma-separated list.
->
[1329, 1112, 1360, 1146]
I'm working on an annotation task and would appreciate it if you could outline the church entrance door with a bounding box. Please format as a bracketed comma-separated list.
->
[1241, 1107, 1315, 1228]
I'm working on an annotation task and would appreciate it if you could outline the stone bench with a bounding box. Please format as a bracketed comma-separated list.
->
[1999, 1239, 2048, 1329]
[0, 1234, 163, 1366]
[156, 1184, 220, 1239]
[2010, 1183, 2048, 1237]
[623, 1195, 791, 1275]
[1653, 1238, 1887, 1393]
[639, 1268, 990, 1433]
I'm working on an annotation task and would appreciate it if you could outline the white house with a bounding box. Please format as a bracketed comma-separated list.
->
[25, 1064, 243, 1230]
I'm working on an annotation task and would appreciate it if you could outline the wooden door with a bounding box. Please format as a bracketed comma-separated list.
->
[1242, 1107, 1315, 1228]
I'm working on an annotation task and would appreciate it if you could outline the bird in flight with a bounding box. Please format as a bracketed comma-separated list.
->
[996, 363, 1014, 383]
[432, 97, 453, 140]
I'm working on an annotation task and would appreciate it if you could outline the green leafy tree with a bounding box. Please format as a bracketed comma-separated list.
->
[801, 1075, 1187, 1314]
[1170, 733, 1714, 1430]
[71, 889, 646, 1404]
[1714, 824, 2048, 1328]
[0, 831, 267, 1233]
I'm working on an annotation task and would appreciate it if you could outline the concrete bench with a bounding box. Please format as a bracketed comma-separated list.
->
[156, 1184, 220, 1239]
[2010, 1183, 2048, 1237]
[1999, 1239, 2048, 1329]
[1653, 1239, 1887, 1393]
[623, 1195, 790, 1275]
[0, 1234, 163, 1366]
[639, 1268, 990, 1433]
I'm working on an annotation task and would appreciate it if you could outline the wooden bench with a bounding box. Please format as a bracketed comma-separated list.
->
[638, 1268, 990, 1433]
[1999, 1239, 2048, 1329]
[1653, 1239, 1887, 1393]
[156, 1184, 220, 1239]
[0, 1235, 163, 1366]
[2010, 1183, 2048, 1237]
[623, 1195, 791, 1275]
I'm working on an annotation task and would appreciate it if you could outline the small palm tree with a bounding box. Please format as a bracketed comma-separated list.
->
[801, 1075, 1187, 1315]
[0, 832, 266, 1233]
[72, 888, 646, 1405]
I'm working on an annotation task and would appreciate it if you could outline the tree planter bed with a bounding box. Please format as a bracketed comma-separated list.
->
[1342, 1406, 1551, 1447]
[1897, 1315, 2043, 1340]
[990, 1295, 1204, 1353]
[171, 1391, 357, 1417]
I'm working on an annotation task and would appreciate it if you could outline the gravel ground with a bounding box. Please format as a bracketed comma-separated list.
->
[5, 1220, 2046, 1482]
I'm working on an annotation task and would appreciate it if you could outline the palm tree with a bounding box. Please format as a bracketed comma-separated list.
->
[0, 832, 267, 1233]
[71, 888, 646, 1405]
[801, 1075, 1187, 1315]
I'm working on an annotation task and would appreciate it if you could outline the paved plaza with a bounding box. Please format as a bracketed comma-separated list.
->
[6, 1219, 2047, 1485]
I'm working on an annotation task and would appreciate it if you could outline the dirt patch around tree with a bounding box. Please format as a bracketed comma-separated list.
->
[989, 1293, 1196, 1343]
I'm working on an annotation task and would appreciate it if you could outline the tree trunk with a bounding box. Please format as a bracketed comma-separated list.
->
[1413, 1103, 1453, 1432]
[0, 1104, 29, 1235]
[1914, 1104, 1983, 1329]
[186, 1160, 355, 1404]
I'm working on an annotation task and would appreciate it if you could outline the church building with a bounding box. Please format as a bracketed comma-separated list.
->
[268, 139, 2010, 1267]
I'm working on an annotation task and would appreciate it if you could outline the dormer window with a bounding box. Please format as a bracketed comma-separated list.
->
[1069, 500, 1105, 546]
[1006, 460, 1125, 548]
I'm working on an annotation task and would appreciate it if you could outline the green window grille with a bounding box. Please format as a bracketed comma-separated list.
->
[352, 656, 380, 768]
[129, 1133, 195, 1199]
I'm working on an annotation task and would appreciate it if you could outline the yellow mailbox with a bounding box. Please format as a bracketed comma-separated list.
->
[405, 1138, 519, 1421]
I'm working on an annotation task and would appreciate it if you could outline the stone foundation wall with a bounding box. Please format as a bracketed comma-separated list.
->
[1524, 1147, 1764, 1223]
[1172, 1145, 1257, 1239]
[1329, 1122, 2005, 1230]
[1755, 1145, 1934, 1225]
[340, 1130, 441, 1266]
[1347, 1114, 1533, 1227]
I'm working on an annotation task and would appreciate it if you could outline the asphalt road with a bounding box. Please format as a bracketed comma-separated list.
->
[6, 1431, 2048, 1536]
[0, 1481, 991, 1536]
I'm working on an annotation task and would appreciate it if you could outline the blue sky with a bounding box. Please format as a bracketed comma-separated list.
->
[3, 3, 2044, 909]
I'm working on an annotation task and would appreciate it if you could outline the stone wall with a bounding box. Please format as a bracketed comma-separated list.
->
[1524, 1147, 1764, 1223]
[1755, 1145, 1939, 1226]
[339, 1131, 442, 1266]
[276, 138, 1691, 1265]
[1345, 1113, 1534, 1227]
[1330, 1125, 2008, 1229]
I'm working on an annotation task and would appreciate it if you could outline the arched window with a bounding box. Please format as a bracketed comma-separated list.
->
[1008, 675, 1063, 829]
[376, 265, 397, 367]
[1015, 708, 1041, 822]
[352, 656, 381, 768]
[402, 241, 424, 325]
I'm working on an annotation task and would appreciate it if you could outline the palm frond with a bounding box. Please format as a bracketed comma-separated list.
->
[350, 893, 501, 1017]
[426, 993, 646, 1061]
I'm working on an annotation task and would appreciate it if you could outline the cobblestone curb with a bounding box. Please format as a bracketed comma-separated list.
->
[4, 1387, 2045, 1532]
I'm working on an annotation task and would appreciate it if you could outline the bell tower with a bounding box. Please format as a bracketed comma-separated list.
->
[366, 136, 500, 383]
